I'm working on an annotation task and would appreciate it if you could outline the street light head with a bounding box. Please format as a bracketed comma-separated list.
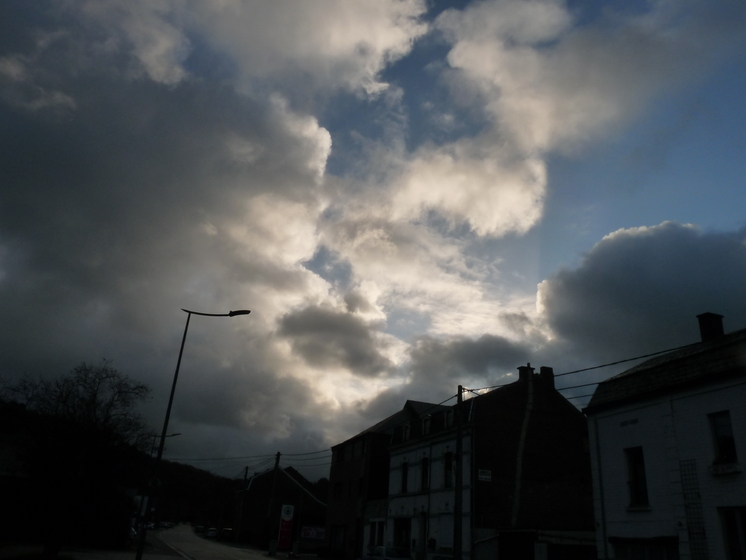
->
[229, 309, 251, 317]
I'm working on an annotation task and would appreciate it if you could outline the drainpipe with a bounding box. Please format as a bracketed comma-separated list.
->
[454, 386, 463, 560]
[592, 417, 608, 559]
[511, 365, 534, 527]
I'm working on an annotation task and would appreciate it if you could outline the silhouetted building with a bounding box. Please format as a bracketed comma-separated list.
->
[239, 464, 326, 551]
[327, 401, 444, 560]
[387, 365, 595, 560]
[585, 313, 746, 560]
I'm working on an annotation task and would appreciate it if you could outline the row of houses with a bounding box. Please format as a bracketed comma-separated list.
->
[323, 313, 746, 560]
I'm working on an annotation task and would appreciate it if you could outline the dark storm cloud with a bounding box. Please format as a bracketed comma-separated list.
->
[351, 332, 531, 429]
[0, 1, 338, 475]
[0, 2, 328, 374]
[409, 333, 530, 380]
[278, 306, 394, 377]
[539, 222, 746, 361]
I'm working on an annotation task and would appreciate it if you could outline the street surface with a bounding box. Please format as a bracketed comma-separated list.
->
[157, 525, 270, 560]
[0, 526, 272, 560]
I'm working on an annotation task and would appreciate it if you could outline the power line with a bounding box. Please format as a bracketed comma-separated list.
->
[552, 342, 697, 378]
[557, 381, 602, 391]
[284, 461, 332, 468]
[284, 449, 331, 456]
[282, 454, 332, 462]
[465, 341, 697, 396]
[175, 447, 334, 462]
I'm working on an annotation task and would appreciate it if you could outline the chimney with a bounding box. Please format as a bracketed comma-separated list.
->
[517, 363, 534, 382]
[697, 312, 724, 342]
[540, 366, 555, 389]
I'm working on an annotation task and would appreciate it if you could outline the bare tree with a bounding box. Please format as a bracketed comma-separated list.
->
[2, 360, 152, 555]
[7, 359, 150, 448]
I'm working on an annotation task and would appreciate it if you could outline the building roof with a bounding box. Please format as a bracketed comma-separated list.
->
[584, 327, 746, 413]
[334, 399, 446, 447]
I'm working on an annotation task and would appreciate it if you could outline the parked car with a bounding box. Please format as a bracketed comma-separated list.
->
[205, 527, 218, 538]
[194, 525, 205, 533]
[366, 546, 411, 560]
[218, 527, 234, 541]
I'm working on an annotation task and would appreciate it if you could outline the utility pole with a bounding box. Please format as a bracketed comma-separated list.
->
[267, 452, 281, 555]
[236, 466, 248, 542]
[454, 385, 463, 560]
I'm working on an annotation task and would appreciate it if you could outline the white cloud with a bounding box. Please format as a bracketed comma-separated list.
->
[185, 0, 428, 94]
[74, 0, 428, 94]
[392, 143, 546, 236]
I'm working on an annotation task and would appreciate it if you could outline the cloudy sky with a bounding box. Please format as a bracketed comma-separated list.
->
[2, 0, 745, 481]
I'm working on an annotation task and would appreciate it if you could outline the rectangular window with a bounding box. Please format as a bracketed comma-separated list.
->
[401, 462, 409, 493]
[421, 457, 429, 490]
[625, 446, 649, 507]
[444, 452, 453, 488]
[393, 518, 411, 549]
[710, 411, 738, 464]
[376, 521, 385, 546]
[422, 416, 431, 435]
[445, 410, 454, 428]
[331, 525, 346, 550]
[403, 423, 411, 441]
[720, 508, 746, 560]
[368, 521, 385, 548]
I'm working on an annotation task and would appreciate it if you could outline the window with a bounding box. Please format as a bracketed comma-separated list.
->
[403, 423, 411, 441]
[720, 508, 746, 560]
[393, 518, 411, 549]
[421, 457, 429, 490]
[625, 446, 649, 507]
[445, 410, 454, 428]
[369, 521, 385, 548]
[422, 415, 431, 435]
[401, 461, 409, 493]
[331, 525, 346, 550]
[710, 411, 738, 464]
[444, 452, 453, 488]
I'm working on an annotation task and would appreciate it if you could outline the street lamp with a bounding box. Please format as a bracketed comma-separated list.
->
[135, 308, 250, 560]
[150, 433, 181, 457]
[155, 308, 251, 462]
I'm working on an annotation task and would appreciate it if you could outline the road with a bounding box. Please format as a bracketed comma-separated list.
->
[157, 525, 270, 560]
[0, 526, 273, 560]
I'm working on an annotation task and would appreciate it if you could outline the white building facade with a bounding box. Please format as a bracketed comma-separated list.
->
[385, 414, 472, 560]
[586, 314, 746, 560]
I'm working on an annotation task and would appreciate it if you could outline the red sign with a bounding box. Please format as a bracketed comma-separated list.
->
[278, 505, 294, 549]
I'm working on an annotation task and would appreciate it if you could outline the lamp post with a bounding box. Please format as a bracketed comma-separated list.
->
[150, 433, 181, 457]
[135, 308, 250, 560]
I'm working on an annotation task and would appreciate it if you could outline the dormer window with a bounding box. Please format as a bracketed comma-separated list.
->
[445, 409, 454, 428]
[422, 416, 431, 435]
[403, 422, 411, 441]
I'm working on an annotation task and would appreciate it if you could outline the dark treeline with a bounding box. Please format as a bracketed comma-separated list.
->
[0, 361, 240, 557]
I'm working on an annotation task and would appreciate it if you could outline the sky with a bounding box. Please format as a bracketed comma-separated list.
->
[1, 0, 745, 482]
